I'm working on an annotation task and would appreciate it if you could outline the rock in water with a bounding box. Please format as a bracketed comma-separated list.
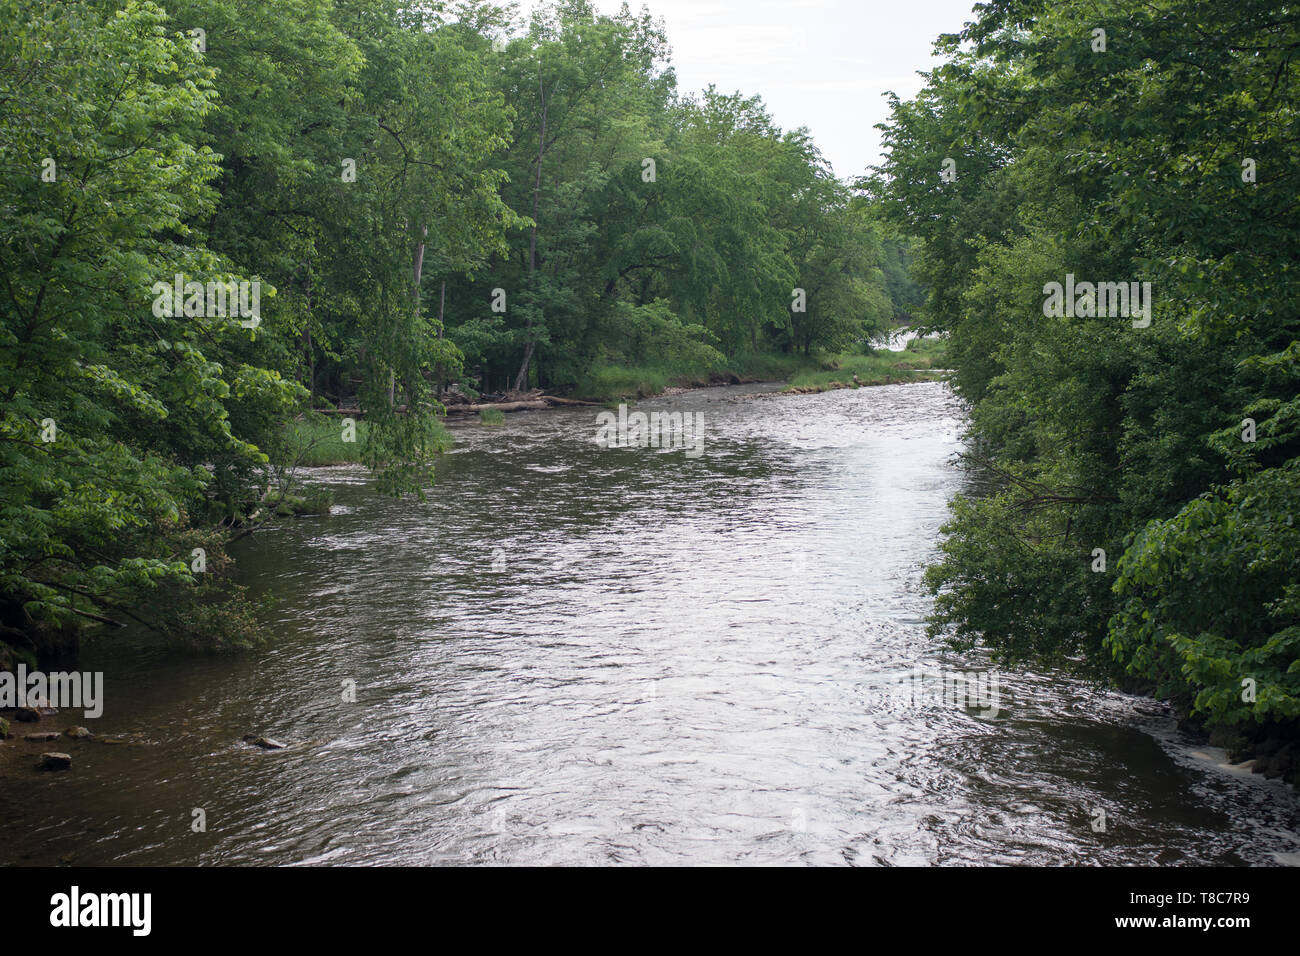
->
[64, 726, 93, 739]
[15, 707, 40, 723]
[242, 734, 287, 750]
[24, 732, 61, 742]
[37, 752, 72, 771]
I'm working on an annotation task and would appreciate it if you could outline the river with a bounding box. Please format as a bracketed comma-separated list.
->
[2, 381, 1297, 865]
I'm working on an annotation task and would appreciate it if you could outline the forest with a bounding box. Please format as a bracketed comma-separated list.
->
[869, 0, 1300, 767]
[1, 0, 917, 657]
[2, 0, 1298, 781]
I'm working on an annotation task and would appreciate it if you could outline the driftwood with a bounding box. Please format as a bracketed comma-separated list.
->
[444, 400, 549, 414]
[440, 391, 603, 413]
[313, 391, 600, 417]
[540, 395, 603, 407]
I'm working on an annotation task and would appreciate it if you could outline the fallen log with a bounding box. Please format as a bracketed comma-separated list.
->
[541, 395, 604, 407]
[444, 400, 549, 414]
[314, 395, 599, 417]
[309, 406, 410, 417]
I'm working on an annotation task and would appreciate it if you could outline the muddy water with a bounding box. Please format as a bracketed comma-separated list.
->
[1, 381, 1296, 865]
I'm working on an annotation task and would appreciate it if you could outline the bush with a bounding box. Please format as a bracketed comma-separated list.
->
[1109, 462, 1300, 728]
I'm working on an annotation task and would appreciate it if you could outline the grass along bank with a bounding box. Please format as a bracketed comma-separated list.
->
[783, 337, 947, 393]
[278, 337, 949, 463]
[571, 336, 948, 402]
[279, 414, 373, 467]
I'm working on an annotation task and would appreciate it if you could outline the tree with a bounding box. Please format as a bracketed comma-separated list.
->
[875, 0, 1300, 746]
[0, 0, 289, 650]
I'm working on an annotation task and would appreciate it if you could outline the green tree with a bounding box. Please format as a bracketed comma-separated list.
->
[0, 0, 287, 650]
[875, 0, 1300, 746]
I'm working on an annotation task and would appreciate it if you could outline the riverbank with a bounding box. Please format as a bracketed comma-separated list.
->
[0, 709, 112, 777]
[5, 379, 1294, 864]
[1195, 715, 1300, 788]
[285, 337, 950, 465]
[780, 338, 947, 393]
[571, 336, 947, 401]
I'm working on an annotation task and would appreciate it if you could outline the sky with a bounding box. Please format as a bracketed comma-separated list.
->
[572, 0, 981, 180]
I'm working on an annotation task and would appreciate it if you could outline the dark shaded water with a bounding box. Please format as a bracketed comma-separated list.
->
[2, 382, 1297, 865]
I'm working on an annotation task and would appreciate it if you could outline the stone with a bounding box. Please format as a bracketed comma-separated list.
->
[15, 707, 40, 722]
[24, 732, 61, 742]
[37, 752, 72, 771]
[242, 734, 287, 750]
[25, 696, 59, 717]
[1256, 736, 1283, 757]
[63, 726, 93, 739]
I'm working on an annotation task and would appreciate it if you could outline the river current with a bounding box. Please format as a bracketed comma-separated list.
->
[2, 381, 1297, 865]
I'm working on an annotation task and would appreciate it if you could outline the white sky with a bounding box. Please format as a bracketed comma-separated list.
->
[580, 0, 981, 179]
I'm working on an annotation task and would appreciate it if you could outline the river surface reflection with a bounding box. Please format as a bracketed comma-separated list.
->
[2, 382, 1296, 865]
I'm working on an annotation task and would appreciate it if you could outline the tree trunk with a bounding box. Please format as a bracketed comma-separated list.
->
[436, 279, 446, 394]
[395, 223, 428, 407]
[514, 339, 535, 393]
[412, 225, 427, 301]
[302, 261, 315, 405]
[514, 70, 547, 393]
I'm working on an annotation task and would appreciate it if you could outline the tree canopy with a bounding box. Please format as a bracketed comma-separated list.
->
[868, 0, 1300, 742]
[1, 0, 900, 659]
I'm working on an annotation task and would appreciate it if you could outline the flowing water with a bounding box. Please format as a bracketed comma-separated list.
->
[2, 381, 1297, 865]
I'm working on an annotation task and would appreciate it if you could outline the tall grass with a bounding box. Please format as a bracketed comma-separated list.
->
[785, 353, 943, 390]
[722, 351, 817, 381]
[279, 413, 368, 466]
[555, 337, 947, 402]
[573, 365, 674, 402]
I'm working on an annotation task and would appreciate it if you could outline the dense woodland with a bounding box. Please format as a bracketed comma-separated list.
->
[2, 0, 1297, 764]
[1, 0, 914, 654]
[870, 0, 1300, 759]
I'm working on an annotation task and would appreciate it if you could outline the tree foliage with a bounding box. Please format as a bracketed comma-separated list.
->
[871, 0, 1300, 738]
[1, 0, 904, 656]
